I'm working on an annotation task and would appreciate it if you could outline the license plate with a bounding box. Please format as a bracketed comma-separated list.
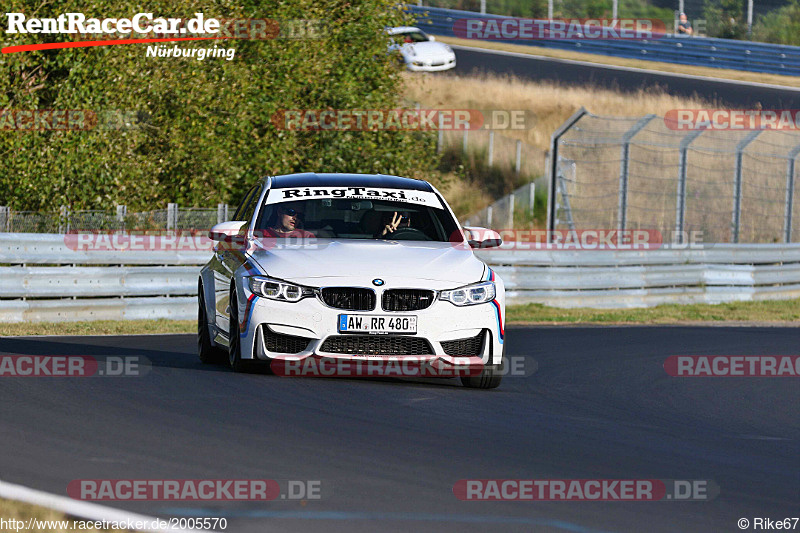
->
[338, 314, 417, 335]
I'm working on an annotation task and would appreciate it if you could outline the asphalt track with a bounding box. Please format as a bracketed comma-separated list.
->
[452, 45, 800, 109]
[0, 327, 797, 532]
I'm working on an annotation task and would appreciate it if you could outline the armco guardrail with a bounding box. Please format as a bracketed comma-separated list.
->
[2, 234, 800, 320]
[0, 233, 208, 323]
[475, 244, 800, 308]
[407, 5, 800, 76]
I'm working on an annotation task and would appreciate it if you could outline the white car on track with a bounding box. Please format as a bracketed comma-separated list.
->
[198, 173, 504, 388]
[388, 26, 456, 72]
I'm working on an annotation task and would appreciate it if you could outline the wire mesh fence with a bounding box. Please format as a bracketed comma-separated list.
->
[548, 110, 800, 243]
[0, 204, 230, 233]
[463, 181, 539, 228]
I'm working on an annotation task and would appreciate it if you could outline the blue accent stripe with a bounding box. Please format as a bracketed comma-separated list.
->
[484, 267, 503, 343]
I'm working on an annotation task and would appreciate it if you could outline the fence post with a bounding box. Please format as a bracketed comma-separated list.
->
[675, 129, 704, 244]
[463, 129, 468, 154]
[488, 131, 494, 167]
[167, 203, 178, 231]
[0, 206, 8, 233]
[116, 205, 127, 230]
[515, 140, 522, 177]
[732, 130, 761, 243]
[547, 108, 587, 241]
[437, 112, 443, 154]
[217, 203, 227, 224]
[618, 115, 655, 233]
[486, 206, 493, 229]
[507, 194, 515, 229]
[529, 182, 536, 218]
[784, 143, 800, 243]
[58, 205, 69, 234]
[480, 0, 486, 14]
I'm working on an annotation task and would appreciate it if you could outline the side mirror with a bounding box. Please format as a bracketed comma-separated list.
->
[463, 226, 502, 249]
[428, 35, 436, 41]
[209, 221, 248, 242]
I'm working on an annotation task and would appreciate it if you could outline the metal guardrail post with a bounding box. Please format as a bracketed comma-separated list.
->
[732, 130, 762, 243]
[515, 140, 522, 176]
[675, 129, 705, 244]
[547, 108, 587, 241]
[167, 203, 178, 231]
[0, 207, 8, 233]
[784, 143, 800, 243]
[618, 115, 656, 232]
[488, 131, 494, 167]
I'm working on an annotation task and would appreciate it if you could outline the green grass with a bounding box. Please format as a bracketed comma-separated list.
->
[1, 299, 799, 336]
[508, 299, 800, 324]
[0, 319, 195, 337]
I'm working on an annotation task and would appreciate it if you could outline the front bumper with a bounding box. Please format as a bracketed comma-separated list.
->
[237, 288, 504, 366]
[406, 56, 457, 72]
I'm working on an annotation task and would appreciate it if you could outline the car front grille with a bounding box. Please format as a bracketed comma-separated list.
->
[263, 327, 310, 354]
[381, 289, 435, 311]
[320, 287, 375, 311]
[320, 335, 434, 356]
[440, 331, 485, 356]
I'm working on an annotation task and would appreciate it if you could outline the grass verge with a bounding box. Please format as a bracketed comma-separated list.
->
[437, 35, 800, 88]
[0, 498, 107, 532]
[1, 300, 799, 336]
[508, 298, 800, 324]
[0, 319, 194, 337]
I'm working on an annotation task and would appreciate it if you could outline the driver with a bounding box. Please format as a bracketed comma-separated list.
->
[264, 203, 315, 239]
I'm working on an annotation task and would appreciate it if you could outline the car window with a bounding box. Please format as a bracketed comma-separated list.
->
[256, 197, 460, 241]
[394, 31, 429, 43]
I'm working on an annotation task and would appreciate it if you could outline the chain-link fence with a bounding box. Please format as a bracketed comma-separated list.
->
[463, 181, 542, 228]
[0, 204, 230, 233]
[547, 109, 800, 243]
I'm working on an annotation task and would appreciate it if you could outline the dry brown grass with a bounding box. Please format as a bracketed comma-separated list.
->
[403, 70, 717, 151]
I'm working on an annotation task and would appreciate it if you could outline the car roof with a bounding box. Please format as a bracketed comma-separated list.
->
[267, 172, 434, 192]
[387, 26, 424, 35]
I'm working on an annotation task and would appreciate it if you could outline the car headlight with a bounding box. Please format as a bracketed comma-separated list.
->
[439, 281, 495, 306]
[248, 276, 315, 302]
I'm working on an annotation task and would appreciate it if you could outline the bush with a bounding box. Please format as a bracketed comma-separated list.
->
[0, 0, 439, 210]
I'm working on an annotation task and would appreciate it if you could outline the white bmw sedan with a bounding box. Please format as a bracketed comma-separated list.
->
[388, 26, 456, 72]
[198, 173, 504, 388]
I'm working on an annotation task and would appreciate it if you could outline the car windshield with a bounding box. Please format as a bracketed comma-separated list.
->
[256, 196, 460, 241]
[394, 31, 429, 43]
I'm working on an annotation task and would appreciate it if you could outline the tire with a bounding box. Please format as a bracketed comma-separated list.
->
[461, 346, 503, 389]
[198, 284, 226, 364]
[228, 286, 249, 373]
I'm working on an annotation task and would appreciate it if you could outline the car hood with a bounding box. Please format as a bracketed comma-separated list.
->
[248, 239, 485, 289]
[402, 41, 454, 59]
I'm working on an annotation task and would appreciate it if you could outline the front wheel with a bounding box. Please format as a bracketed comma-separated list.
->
[228, 288, 249, 373]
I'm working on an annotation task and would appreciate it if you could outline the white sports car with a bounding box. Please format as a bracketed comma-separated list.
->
[388, 26, 456, 72]
[198, 173, 505, 388]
